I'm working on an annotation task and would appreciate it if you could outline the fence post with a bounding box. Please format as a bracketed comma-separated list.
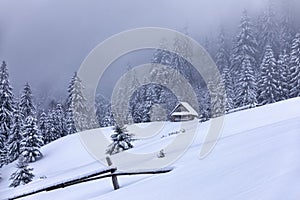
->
[106, 156, 120, 190]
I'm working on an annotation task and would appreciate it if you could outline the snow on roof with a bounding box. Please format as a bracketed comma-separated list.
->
[170, 102, 198, 117]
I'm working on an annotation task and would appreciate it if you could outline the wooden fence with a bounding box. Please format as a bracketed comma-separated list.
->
[8, 157, 173, 200]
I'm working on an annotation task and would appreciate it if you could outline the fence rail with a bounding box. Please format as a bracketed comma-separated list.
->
[8, 157, 173, 200]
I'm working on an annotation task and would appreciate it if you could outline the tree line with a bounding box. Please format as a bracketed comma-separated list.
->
[0, 65, 98, 186]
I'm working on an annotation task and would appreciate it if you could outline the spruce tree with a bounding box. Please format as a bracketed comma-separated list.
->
[7, 110, 23, 162]
[231, 10, 258, 73]
[0, 126, 7, 167]
[106, 125, 134, 155]
[235, 56, 257, 107]
[52, 104, 67, 138]
[96, 94, 114, 127]
[0, 145, 9, 167]
[38, 112, 47, 145]
[9, 155, 34, 187]
[208, 77, 225, 117]
[222, 65, 235, 112]
[289, 33, 300, 97]
[198, 89, 211, 121]
[130, 91, 152, 123]
[19, 83, 35, 120]
[257, 45, 280, 105]
[231, 10, 258, 107]
[277, 51, 291, 100]
[43, 111, 59, 144]
[0, 140, 5, 167]
[65, 107, 76, 135]
[20, 116, 43, 162]
[0, 61, 15, 140]
[216, 28, 234, 111]
[66, 72, 88, 131]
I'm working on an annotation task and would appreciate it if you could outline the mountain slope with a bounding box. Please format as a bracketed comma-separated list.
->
[1, 98, 300, 200]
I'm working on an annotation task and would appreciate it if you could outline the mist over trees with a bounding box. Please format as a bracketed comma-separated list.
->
[93, 1, 297, 126]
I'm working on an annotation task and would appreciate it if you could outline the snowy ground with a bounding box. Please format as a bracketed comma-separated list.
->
[1, 98, 300, 200]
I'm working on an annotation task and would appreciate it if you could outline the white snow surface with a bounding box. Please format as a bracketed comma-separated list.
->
[1, 98, 300, 199]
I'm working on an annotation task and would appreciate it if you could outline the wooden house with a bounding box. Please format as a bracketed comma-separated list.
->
[169, 102, 198, 122]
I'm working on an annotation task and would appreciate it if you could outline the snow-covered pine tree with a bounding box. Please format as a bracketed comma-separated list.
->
[38, 111, 47, 144]
[140, 100, 152, 122]
[207, 76, 225, 118]
[19, 83, 35, 120]
[96, 94, 114, 127]
[257, 45, 280, 105]
[289, 33, 300, 98]
[235, 56, 257, 107]
[0, 61, 15, 167]
[130, 88, 152, 123]
[0, 145, 9, 167]
[9, 155, 34, 187]
[43, 111, 59, 144]
[7, 109, 23, 162]
[20, 116, 43, 162]
[0, 61, 15, 140]
[66, 72, 88, 131]
[0, 125, 7, 167]
[222, 65, 235, 112]
[198, 88, 211, 121]
[65, 107, 77, 135]
[106, 125, 134, 155]
[231, 10, 258, 107]
[52, 104, 67, 138]
[0, 135, 7, 168]
[100, 114, 115, 127]
[257, 2, 280, 59]
[277, 50, 291, 100]
[216, 28, 234, 111]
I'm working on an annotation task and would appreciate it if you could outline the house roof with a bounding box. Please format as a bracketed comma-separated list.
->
[170, 102, 198, 117]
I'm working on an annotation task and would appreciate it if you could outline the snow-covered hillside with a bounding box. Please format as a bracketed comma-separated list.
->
[1, 98, 300, 200]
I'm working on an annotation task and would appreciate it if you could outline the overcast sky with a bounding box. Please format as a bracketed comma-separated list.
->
[0, 0, 274, 101]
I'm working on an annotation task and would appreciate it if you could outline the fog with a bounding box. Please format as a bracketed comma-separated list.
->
[0, 0, 296, 102]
